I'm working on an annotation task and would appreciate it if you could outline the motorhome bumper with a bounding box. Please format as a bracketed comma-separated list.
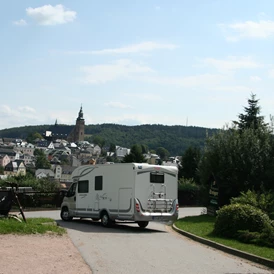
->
[134, 212, 178, 222]
[134, 198, 178, 222]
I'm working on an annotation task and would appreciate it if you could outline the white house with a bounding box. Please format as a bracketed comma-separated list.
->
[14, 143, 35, 156]
[116, 146, 130, 158]
[20, 154, 35, 166]
[54, 165, 62, 180]
[4, 160, 26, 176]
[93, 145, 101, 156]
[0, 154, 10, 167]
[35, 169, 55, 179]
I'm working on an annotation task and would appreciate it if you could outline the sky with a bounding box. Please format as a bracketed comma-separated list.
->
[1, 0, 274, 130]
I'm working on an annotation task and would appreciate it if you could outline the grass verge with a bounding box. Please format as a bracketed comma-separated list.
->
[174, 215, 274, 261]
[0, 217, 66, 235]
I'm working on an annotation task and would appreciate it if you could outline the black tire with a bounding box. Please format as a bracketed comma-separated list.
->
[91, 218, 100, 221]
[61, 207, 73, 221]
[101, 212, 111, 227]
[137, 221, 149, 228]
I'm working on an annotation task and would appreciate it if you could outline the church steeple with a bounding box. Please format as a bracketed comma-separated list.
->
[77, 105, 84, 120]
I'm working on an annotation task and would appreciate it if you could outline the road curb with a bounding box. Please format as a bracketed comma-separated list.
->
[172, 224, 274, 269]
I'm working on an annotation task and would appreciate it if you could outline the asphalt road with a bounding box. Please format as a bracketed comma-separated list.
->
[25, 208, 273, 274]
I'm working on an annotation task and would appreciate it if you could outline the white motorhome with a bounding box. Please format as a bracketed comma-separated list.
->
[60, 163, 179, 228]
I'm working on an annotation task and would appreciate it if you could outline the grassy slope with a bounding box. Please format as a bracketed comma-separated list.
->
[0, 217, 66, 235]
[175, 215, 274, 261]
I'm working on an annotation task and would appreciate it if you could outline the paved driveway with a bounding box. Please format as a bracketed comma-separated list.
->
[25, 208, 273, 274]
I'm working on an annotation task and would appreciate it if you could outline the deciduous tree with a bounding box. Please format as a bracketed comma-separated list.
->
[93, 135, 105, 148]
[34, 149, 51, 169]
[198, 94, 274, 205]
[156, 147, 169, 160]
[123, 144, 146, 163]
[179, 146, 201, 182]
[26, 132, 43, 143]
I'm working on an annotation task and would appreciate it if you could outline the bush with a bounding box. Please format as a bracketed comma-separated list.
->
[231, 189, 274, 217]
[237, 224, 274, 248]
[214, 203, 272, 238]
[178, 177, 199, 192]
[0, 174, 61, 192]
[178, 177, 202, 206]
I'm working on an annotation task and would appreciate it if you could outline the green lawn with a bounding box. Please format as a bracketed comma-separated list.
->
[174, 215, 274, 261]
[0, 217, 66, 235]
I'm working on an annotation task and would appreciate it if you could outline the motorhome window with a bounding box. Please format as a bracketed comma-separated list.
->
[78, 180, 89, 193]
[95, 176, 103, 190]
[150, 173, 164, 183]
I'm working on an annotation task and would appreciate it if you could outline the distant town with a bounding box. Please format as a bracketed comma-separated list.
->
[0, 106, 180, 188]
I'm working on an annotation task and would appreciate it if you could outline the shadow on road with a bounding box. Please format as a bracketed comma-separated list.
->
[56, 218, 167, 234]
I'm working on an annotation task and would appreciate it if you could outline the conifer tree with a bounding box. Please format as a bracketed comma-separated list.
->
[233, 93, 268, 131]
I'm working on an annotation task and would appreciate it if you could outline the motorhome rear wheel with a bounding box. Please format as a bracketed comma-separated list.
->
[137, 221, 149, 228]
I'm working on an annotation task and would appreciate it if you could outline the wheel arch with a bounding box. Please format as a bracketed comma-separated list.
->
[99, 208, 110, 219]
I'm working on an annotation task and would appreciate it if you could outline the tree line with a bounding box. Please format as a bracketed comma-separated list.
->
[0, 123, 218, 156]
[178, 93, 274, 204]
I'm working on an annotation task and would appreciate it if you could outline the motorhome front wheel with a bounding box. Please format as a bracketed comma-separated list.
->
[101, 212, 111, 227]
[61, 207, 73, 221]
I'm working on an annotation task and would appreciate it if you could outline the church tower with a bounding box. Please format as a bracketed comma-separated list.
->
[75, 105, 85, 142]
[67, 106, 85, 143]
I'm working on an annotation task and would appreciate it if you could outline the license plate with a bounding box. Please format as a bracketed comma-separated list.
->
[152, 216, 163, 221]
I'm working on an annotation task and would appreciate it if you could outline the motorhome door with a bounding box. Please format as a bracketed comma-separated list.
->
[64, 182, 77, 215]
[118, 188, 132, 217]
[76, 180, 89, 216]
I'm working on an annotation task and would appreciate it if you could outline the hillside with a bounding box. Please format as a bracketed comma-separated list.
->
[0, 124, 219, 156]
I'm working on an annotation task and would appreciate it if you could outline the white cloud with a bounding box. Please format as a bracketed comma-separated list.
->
[201, 56, 261, 71]
[145, 73, 228, 88]
[81, 59, 154, 84]
[224, 36, 239, 42]
[48, 110, 75, 125]
[219, 20, 274, 41]
[26, 4, 76, 26]
[65, 41, 178, 55]
[18, 106, 36, 113]
[101, 113, 176, 126]
[123, 93, 164, 101]
[258, 12, 268, 20]
[211, 85, 252, 93]
[269, 69, 274, 78]
[13, 19, 27, 26]
[98, 113, 209, 127]
[80, 58, 230, 89]
[250, 76, 262, 82]
[0, 105, 13, 116]
[1, 105, 36, 116]
[0, 105, 39, 129]
[104, 102, 133, 109]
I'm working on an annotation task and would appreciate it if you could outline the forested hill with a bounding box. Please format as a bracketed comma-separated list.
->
[0, 123, 219, 156]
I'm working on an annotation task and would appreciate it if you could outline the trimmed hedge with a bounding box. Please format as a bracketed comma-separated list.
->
[214, 203, 272, 238]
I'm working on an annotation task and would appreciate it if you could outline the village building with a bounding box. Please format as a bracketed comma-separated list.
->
[4, 160, 26, 176]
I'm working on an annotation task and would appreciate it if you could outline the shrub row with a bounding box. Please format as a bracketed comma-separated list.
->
[214, 203, 274, 247]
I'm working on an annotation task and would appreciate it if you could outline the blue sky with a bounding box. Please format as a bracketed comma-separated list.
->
[1, 0, 274, 130]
